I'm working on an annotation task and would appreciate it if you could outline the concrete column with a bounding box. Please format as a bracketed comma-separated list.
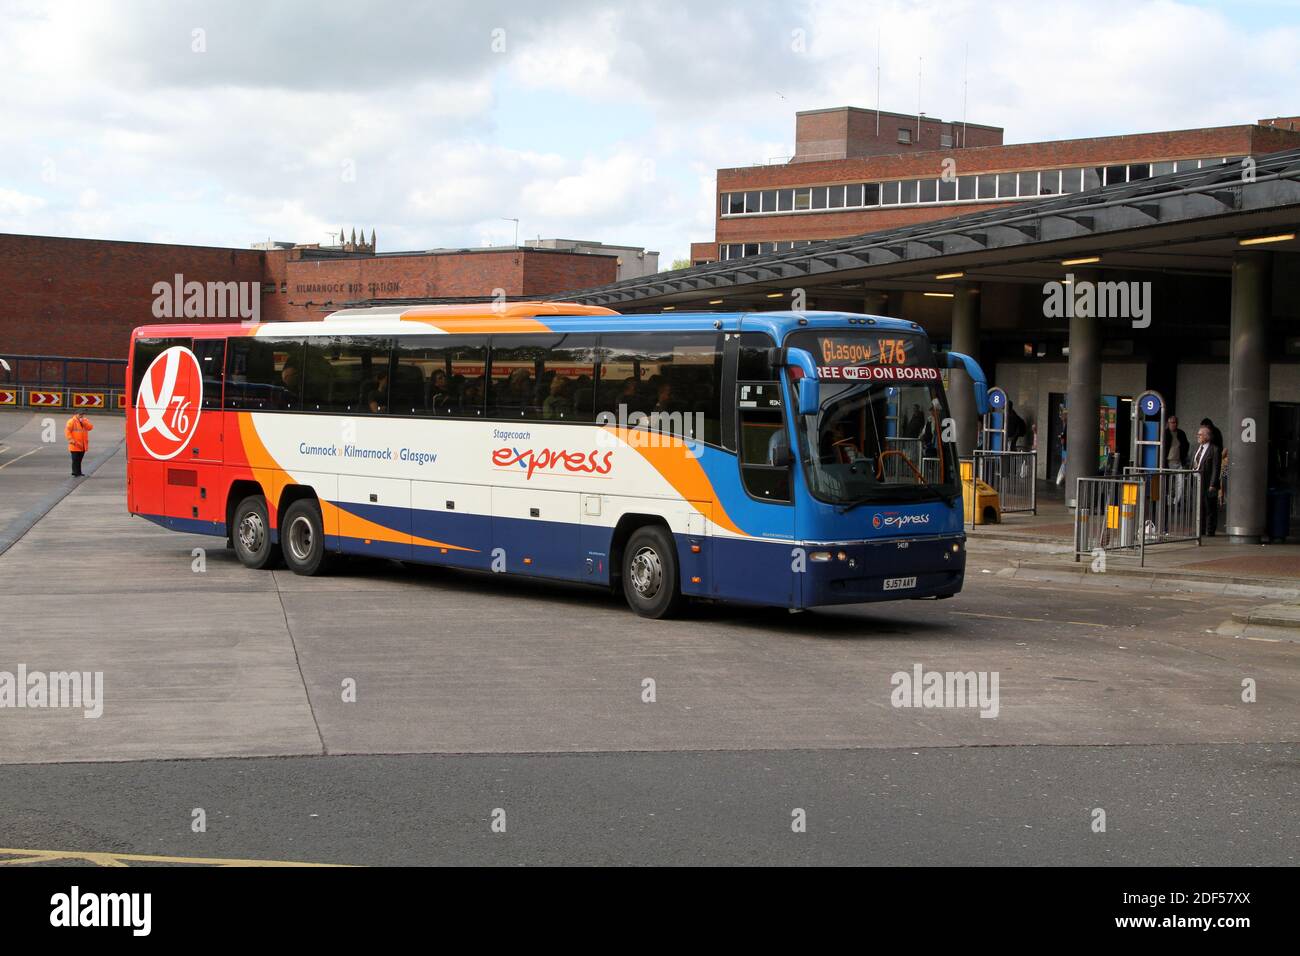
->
[1226, 252, 1271, 543]
[1065, 271, 1101, 509]
[948, 282, 980, 457]
[863, 290, 891, 317]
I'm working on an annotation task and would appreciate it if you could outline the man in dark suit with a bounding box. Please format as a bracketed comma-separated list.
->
[1192, 424, 1222, 536]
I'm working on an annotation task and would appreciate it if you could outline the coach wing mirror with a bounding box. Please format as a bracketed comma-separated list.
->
[773, 346, 821, 415]
[942, 350, 990, 416]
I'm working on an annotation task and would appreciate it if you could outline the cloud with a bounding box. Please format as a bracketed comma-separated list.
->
[0, 0, 1296, 267]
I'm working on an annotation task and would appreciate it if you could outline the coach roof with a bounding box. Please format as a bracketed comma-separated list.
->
[133, 301, 928, 340]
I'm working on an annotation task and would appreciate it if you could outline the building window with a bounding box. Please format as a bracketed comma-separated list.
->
[714, 156, 1229, 221]
[940, 133, 953, 147]
[897, 127, 912, 144]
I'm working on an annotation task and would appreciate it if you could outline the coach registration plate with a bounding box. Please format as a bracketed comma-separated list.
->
[883, 576, 917, 591]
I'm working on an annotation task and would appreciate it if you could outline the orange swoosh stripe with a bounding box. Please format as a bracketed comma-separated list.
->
[400, 316, 554, 333]
[605, 426, 747, 537]
[237, 413, 475, 552]
[325, 500, 477, 552]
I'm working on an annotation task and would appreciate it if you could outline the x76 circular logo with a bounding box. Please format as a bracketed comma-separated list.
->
[135, 345, 203, 460]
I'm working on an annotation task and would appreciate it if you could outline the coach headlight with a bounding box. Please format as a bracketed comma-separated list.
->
[809, 551, 833, 562]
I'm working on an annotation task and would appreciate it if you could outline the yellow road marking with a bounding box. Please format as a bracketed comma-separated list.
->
[952, 611, 1109, 628]
[0, 847, 346, 867]
[0, 447, 42, 471]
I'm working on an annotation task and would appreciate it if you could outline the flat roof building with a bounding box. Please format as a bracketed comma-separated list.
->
[0, 233, 651, 362]
[691, 108, 1300, 264]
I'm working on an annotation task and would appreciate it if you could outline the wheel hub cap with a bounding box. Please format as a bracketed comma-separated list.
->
[237, 512, 265, 553]
[630, 546, 663, 598]
[288, 514, 313, 562]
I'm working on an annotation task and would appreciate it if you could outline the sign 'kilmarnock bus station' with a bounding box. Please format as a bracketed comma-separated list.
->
[552, 148, 1300, 544]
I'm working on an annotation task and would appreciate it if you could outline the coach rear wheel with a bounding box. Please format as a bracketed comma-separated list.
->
[232, 495, 279, 570]
[622, 525, 684, 619]
[281, 499, 331, 576]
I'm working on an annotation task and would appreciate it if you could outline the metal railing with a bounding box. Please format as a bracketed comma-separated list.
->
[921, 456, 943, 486]
[972, 450, 1037, 517]
[1074, 471, 1201, 566]
[1123, 467, 1202, 546]
[0, 353, 126, 389]
[884, 436, 925, 482]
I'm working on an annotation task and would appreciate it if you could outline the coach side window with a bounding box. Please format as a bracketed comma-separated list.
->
[301, 336, 391, 414]
[225, 337, 305, 411]
[131, 337, 192, 400]
[488, 334, 599, 423]
[193, 339, 226, 410]
[597, 332, 722, 445]
[391, 336, 488, 416]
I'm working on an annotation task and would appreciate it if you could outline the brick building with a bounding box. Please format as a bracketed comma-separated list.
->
[691, 107, 1300, 263]
[0, 234, 624, 363]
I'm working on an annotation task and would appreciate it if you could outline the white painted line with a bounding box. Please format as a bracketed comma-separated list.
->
[0, 447, 42, 471]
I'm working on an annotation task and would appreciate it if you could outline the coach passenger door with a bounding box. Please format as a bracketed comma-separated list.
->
[713, 333, 797, 606]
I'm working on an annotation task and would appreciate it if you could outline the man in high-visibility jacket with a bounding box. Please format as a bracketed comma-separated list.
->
[65, 412, 94, 477]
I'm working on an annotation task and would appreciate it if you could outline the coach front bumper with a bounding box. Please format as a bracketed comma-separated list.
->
[797, 533, 966, 608]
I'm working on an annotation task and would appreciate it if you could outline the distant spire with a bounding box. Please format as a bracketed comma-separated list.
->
[350, 227, 357, 248]
[370, 228, 376, 251]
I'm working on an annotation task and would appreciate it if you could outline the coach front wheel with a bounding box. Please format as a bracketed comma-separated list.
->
[281, 499, 331, 576]
[232, 495, 279, 570]
[622, 525, 684, 619]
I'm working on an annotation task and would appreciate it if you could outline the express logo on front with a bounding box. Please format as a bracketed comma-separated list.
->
[135, 345, 202, 460]
[872, 512, 931, 530]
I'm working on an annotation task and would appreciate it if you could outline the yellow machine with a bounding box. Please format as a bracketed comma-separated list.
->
[961, 459, 1002, 525]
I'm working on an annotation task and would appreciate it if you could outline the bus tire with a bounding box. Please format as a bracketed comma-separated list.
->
[232, 495, 279, 570]
[622, 525, 684, 619]
[281, 499, 330, 576]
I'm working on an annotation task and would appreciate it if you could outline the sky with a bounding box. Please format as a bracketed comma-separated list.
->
[1, 0, 1298, 267]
